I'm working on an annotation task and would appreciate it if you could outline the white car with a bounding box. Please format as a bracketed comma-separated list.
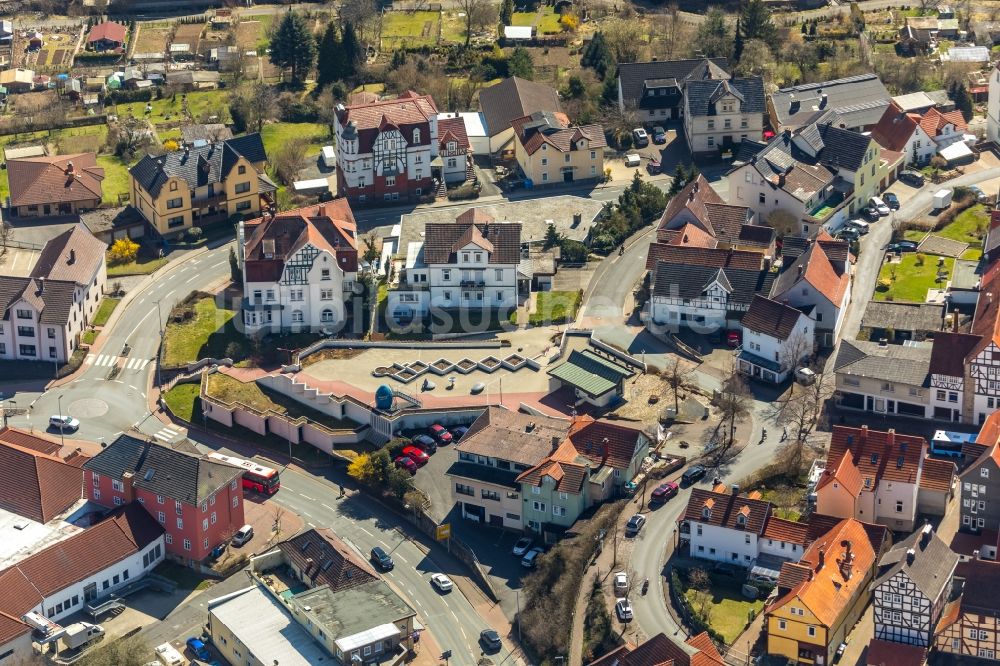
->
[614, 571, 629, 595]
[846, 219, 870, 234]
[49, 415, 80, 431]
[615, 598, 633, 622]
[430, 573, 453, 592]
[512, 537, 534, 557]
[231, 524, 254, 546]
[795, 367, 817, 385]
[869, 197, 891, 216]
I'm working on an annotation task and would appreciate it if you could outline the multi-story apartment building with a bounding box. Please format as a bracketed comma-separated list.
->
[767, 74, 892, 134]
[447, 407, 569, 531]
[728, 123, 883, 237]
[770, 235, 851, 348]
[870, 102, 937, 167]
[834, 340, 933, 418]
[681, 486, 772, 566]
[83, 434, 244, 563]
[739, 295, 813, 384]
[683, 77, 765, 157]
[510, 111, 605, 186]
[615, 57, 730, 123]
[958, 437, 1000, 545]
[0, 224, 107, 363]
[334, 91, 439, 204]
[873, 525, 958, 647]
[815, 426, 955, 532]
[935, 559, 1000, 662]
[129, 133, 272, 237]
[389, 208, 522, 319]
[929, 331, 982, 423]
[238, 201, 359, 335]
[765, 518, 889, 666]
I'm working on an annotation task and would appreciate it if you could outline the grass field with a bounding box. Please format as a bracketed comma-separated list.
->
[382, 11, 441, 48]
[685, 581, 764, 644]
[134, 25, 171, 54]
[511, 11, 536, 26]
[162, 296, 244, 368]
[112, 90, 230, 134]
[205, 372, 357, 429]
[875, 253, 955, 302]
[107, 256, 168, 277]
[536, 6, 564, 34]
[530, 290, 581, 326]
[906, 204, 988, 259]
[261, 122, 330, 159]
[96, 155, 132, 205]
[164, 382, 200, 421]
[92, 298, 121, 327]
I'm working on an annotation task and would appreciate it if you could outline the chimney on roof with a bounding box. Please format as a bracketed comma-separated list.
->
[65, 161, 74, 175]
[878, 338, 888, 347]
[37, 278, 44, 294]
[68, 249, 75, 264]
[317, 203, 326, 218]
[843, 540, 853, 562]
[551, 435, 560, 451]
[601, 437, 610, 464]
[921, 523, 933, 547]
[304, 558, 314, 576]
[778, 173, 786, 187]
[887, 428, 896, 450]
[953, 308, 960, 332]
[974, 549, 981, 560]
[693, 180, 699, 192]
[906, 548, 916, 565]
[731, 484, 740, 495]
[861, 424, 869, 444]
[797, 264, 804, 278]
[688, 190, 696, 202]
[818, 547, 825, 571]
[526, 422, 535, 433]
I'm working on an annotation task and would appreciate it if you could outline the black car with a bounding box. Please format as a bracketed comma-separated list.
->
[899, 170, 924, 187]
[883, 192, 900, 210]
[681, 465, 707, 485]
[480, 629, 502, 652]
[411, 434, 438, 453]
[886, 240, 919, 253]
[860, 206, 880, 222]
[450, 425, 470, 441]
[837, 227, 861, 241]
[370, 546, 394, 571]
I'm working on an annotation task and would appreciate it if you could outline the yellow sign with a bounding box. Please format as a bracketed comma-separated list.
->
[436, 524, 451, 540]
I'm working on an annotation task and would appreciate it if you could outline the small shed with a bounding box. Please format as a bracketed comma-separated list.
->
[939, 140, 975, 165]
[503, 26, 533, 41]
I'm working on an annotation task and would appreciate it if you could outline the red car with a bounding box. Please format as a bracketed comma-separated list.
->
[428, 424, 453, 444]
[402, 446, 430, 467]
[727, 331, 741, 348]
[394, 455, 417, 474]
[650, 482, 678, 504]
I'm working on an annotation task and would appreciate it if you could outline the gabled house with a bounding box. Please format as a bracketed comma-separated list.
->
[390, 208, 521, 318]
[869, 102, 937, 167]
[547, 349, 635, 408]
[86, 21, 127, 51]
[934, 558, 1000, 661]
[588, 631, 725, 666]
[238, 201, 359, 335]
[334, 91, 440, 205]
[681, 485, 772, 566]
[129, 133, 272, 237]
[765, 518, 890, 666]
[436, 115, 471, 184]
[738, 295, 813, 384]
[684, 76, 766, 158]
[957, 435, 1000, 548]
[29, 224, 108, 328]
[0, 434, 84, 526]
[768, 74, 892, 133]
[615, 58, 730, 123]
[510, 111, 605, 186]
[7, 153, 104, 217]
[834, 339, 932, 418]
[83, 434, 244, 563]
[918, 107, 968, 151]
[478, 76, 561, 155]
[815, 425, 955, 531]
[770, 235, 851, 347]
[728, 123, 883, 237]
[929, 331, 981, 423]
[872, 524, 959, 646]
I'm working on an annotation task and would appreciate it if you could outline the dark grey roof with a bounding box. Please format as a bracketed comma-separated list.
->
[874, 527, 958, 601]
[0, 277, 76, 326]
[446, 461, 520, 489]
[815, 124, 872, 172]
[80, 206, 146, 236]
[741, 295, 805, 340]
[860, 301, 945, 333]
[478, 77, 561, 137]
[83, 434, 241, 505]
[834, 339, 931, 386]
[770, 73, 891, 130]
[652, 262, 775, 307]
[616, 58, 729, 108]
[985, 223, 1000, 256]
[781, 236, 810, 259]
[685, 77, 765, 117]
[129, 133, 266, 198]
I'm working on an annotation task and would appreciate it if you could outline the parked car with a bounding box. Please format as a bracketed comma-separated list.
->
[869, 197, 890, 216]
[394, 455, 418, 475]
[887, 240, 919, 252]
[428, 424, 453, 445]
[837, 227, 861, 241]
[49, 415, 80, 431]
[795, 367, 817, 385]
[624, 514, 646, 536]
[411, 434, 438, 453]
[512, 537, 534, 557]
[650, 482, 679, 504]
[899, 170, 924, 186]
[681, 465, 707, 485]
[883, 192, 900, 210]
[232, 525, 254, 547]
[969, 185, 989, 203]
[632, 127, 649, 147]
[401, 446, 429, 466]
[846, 219, 870, 235]
[726, 330, 741, 348]
[450, 425, 469, 441]
[480, 629, 502, 652]
[646, 158, 661, 175]
[430, 573, 453, 592]
[624, 153, 641, 168]
[522, 547, 544, 568]
[186, 638, 210, 661]
[652, 126, 667, 144]
[371, 546, 394, 571]
[614, 571, 629, 594]
[860, 206, 880, 222]
[615, 598, 634, 622]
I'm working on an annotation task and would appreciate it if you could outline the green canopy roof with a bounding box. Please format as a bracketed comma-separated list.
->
[547, 349, 632, 398]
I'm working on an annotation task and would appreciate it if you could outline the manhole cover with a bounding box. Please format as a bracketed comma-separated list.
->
[68, 398, 109, 419]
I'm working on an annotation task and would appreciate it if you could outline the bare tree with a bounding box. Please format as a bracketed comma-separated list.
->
[716, 357, 752, 452]
[272, 505, 286, 539]
[0, 222, 12, 257]
[601, 18, 643, 63]
[780, 329, 814, 397]
[106, 117, 154, 161]
[456, 0, 498, 47]
[231, 82, 276, 134]
[662, 356, 694, 416]
[271, 137, 307, 185]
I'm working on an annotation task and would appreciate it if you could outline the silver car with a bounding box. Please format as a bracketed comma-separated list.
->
[615, 598, 633, 622]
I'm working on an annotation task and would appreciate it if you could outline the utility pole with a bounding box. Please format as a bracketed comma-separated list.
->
[154, 299, 165, 401]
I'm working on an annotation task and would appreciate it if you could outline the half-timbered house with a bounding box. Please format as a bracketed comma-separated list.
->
[935, 558, 1000, 662]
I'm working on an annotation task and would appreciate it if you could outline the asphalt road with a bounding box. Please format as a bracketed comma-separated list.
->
[2, 243, 233, 445]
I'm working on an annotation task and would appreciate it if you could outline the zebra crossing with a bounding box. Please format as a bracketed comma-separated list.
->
[153, 425, 182, 443]
[84, 354, 150, 371]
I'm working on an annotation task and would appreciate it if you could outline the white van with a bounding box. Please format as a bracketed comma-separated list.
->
[624, 154, 641, 168]
[846, 219, 870, 234]
[869, 197, 890, 216]
[232, 524, 254, 546]
[154, 643, 184, 666]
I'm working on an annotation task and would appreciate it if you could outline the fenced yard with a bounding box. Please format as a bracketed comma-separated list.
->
[134, 25, 172, 54]
[173, 22, 206, 53]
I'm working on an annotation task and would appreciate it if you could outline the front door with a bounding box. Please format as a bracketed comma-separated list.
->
[43, 204, 51, 215]
[489, 514, 503, 527]
[563, 170, 573, 183]
[84, 582, 97, 602]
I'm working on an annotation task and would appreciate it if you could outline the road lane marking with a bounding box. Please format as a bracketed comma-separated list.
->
[129, 385, 139, 393]
[299, 493, 314, 500]
[359, 527, 374, 537]
[184, 275, 199, 284]
[125, 310, 154, 341]
[308, 522, 316, 528]
[322, 503, 335, 511]
[84, 354, 94, 365]
[394, 552, 408, 564]
[164, 289, 175, 300]
[451, 610, 459, 622]
[153, 426, 180, 442]
[414, 599, 423, 608]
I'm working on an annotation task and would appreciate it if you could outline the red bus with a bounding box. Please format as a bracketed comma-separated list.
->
[207, 452, 280, 494]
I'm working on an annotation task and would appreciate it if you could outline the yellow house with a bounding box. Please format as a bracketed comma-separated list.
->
[510, 111, 605, 186]
[765, 518, 889, 666]
[128, 133, 274, 237]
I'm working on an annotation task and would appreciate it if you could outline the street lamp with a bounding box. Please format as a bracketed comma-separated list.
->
[153, 299, 165, 400]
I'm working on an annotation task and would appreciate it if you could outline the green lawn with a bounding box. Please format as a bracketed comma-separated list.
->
[82, 329, 98, 345]
[938, 204, 987, 259]
[530, 290, 582, 326]
[875, 254, 954, 302]
[162, 296, 245, 368]
[96, 155, 132, 205]
[685, 580, 764, 644]
[511, 11, 536, 26]
[107, 256, 168, 277]
[382, 10, 441, 48]
[112, 90, 230, 134]
[92, 298, 121, 326]
[206, 372, 357, 430]
[536, 6, 564, 34]
[261, 122, 331, 159]
[164, 382, 200, 421]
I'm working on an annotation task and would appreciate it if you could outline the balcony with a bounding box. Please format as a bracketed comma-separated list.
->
[460, 280, 486, 288]
[807, 192, 845, 222]
[192, 192, 226, 206]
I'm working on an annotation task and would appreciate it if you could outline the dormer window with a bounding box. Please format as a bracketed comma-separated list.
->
[702, 507, 711, 520]
[413, 128, 421, 144]
[447, 141, 456, 151]
[736, 513, 747, 527]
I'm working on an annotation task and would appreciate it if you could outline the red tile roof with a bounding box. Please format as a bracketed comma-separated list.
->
[762, 516, 810, 546]
[511, 112, 606, 155]
[588, 632, 722, 666]
[657, 174, 724, 235]
[918, 107, 968, 138]
[438, 116, 470, 151]
[7, 153, 104, 208]
[0, 439, 83, 523]
[820, 426, 927, 493]
[644, 244, 763, 272]
[682, 488, 772, 534]
[866, 638, 926, 666]
[277, 527, 379, 592]
[338, 90, 437, 132]
[0, 426, 60, 457]
[870, 102, 919, 152]
[919, 457, 956, 493]
[565, 416, 645, 470]
[87, 21, 127, 44]
[664, 223, 717, 248]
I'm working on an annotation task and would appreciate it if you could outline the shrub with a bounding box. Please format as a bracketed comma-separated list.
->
[185, 226, 203, 242]
[915, 252, 925, 266]
[107, 238, 139, 265]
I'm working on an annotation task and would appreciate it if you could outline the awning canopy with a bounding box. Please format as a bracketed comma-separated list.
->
[335, 623, 401, 653]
